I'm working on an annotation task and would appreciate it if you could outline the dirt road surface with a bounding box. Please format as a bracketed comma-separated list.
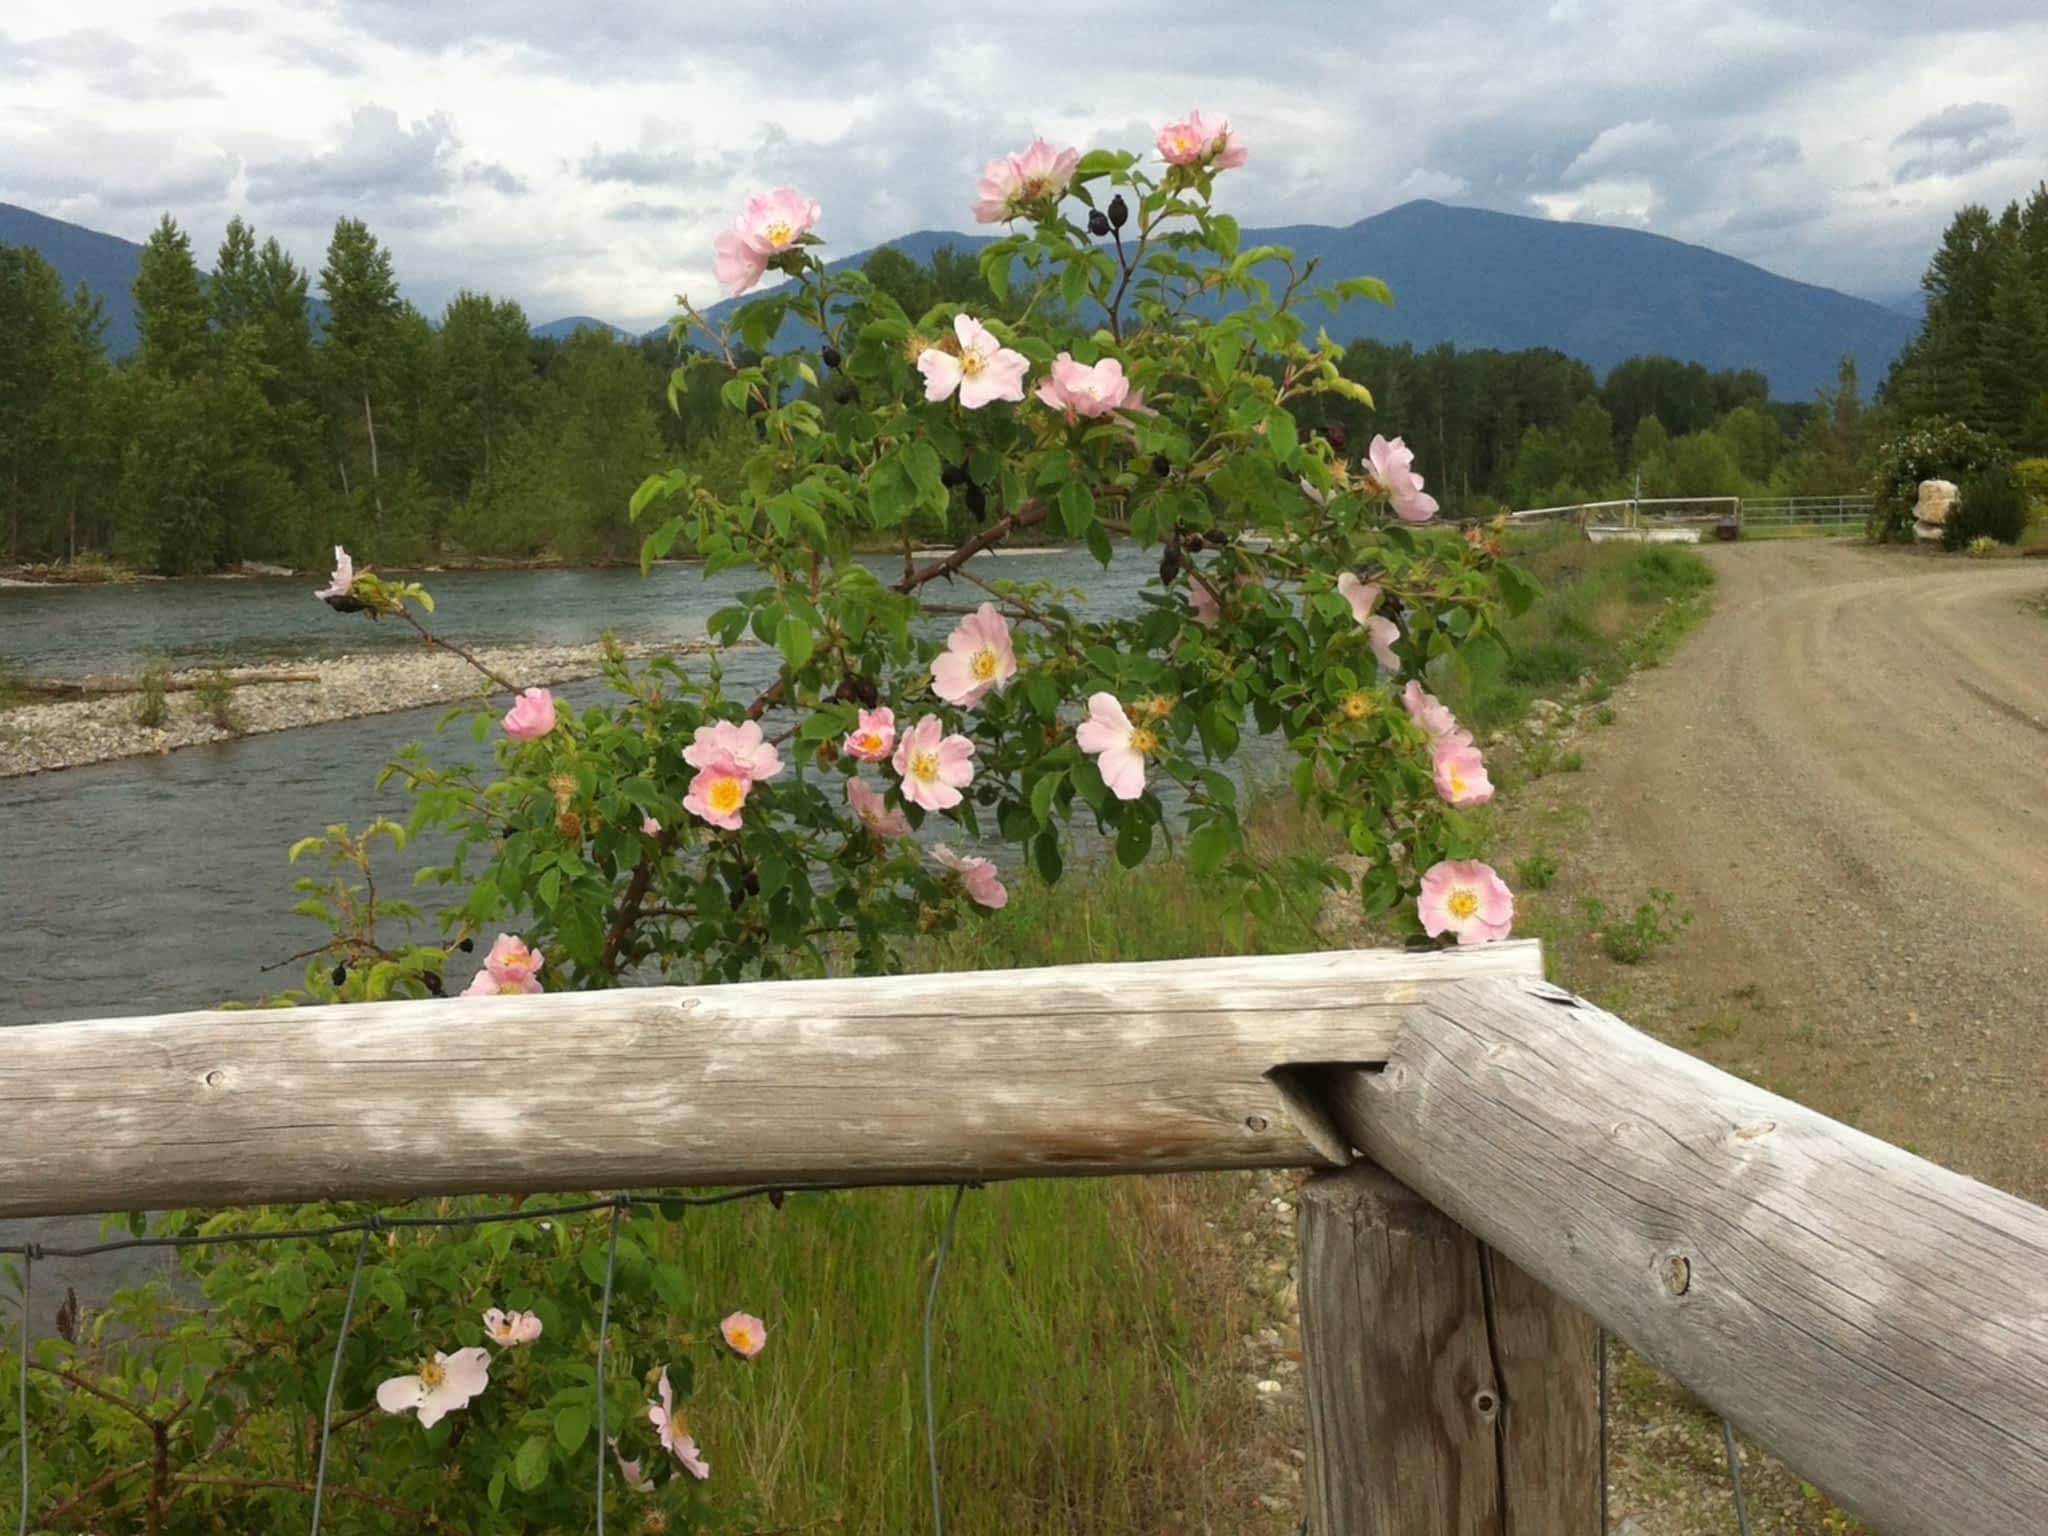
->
[1534, 538, 2048, 1200]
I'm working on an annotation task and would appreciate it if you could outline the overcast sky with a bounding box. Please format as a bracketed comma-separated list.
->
[3, 1, 2044, 328]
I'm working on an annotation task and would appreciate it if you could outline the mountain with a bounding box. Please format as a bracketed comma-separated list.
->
[532, 314, 639, 342]
[712, 203, 1917, 401]
[5, 199, 1919, 399]
[0, 201, 154, 354]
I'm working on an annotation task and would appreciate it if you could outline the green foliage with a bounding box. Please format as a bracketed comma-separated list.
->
[1884, 185, 2048, 454]
[2014, 456, 2048, 516]
[1514, 844, 1560, 890]
[1867, 417, 2004, 541]
[191, 667, 240, 732]
[132, 656, 169, 729]
[1943, 461, 2029, 549]
[1580, 887, 1691, 964]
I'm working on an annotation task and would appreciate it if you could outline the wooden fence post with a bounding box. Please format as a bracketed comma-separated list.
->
[1297, 1162, 1599, 1535]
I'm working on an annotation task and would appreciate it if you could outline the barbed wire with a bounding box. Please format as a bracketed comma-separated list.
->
[2, 1178, 978, 1536]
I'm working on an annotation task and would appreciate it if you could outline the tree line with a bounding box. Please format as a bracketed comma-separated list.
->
[1881, 183, 2048, 456]
[4, 211, 1885, 577]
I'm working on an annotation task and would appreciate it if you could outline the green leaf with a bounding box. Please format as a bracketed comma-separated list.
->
[1084, 518, 1114, 566]
[1029, 771, 1063, 827]
[536, 866, 562, 910]
[1208, 213, 1240, 261]
[1330, 275, 1395, 308]
[511, 1435, 551, 1492]
[1497, 560, 1542, 618]
[1058, 481, 1094, 537]
[1115, 810, 1153, 869]
[488, 1468, 506, 1510]
[365, 1267, 406, 1315]
[904, 441, 947, 515]
[775, 615, 816, 672]
[554, 1403, 592, 1455]
[1033, 829, 1063, 885]
[1188, 819, 1233, 878]
[1059, 254, 1093, 311]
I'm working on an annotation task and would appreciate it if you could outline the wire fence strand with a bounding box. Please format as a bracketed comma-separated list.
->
[1722, 1417, 1752, 1536]
[309, 1226, 370, 1536]
[13, 1246, 27, 1536]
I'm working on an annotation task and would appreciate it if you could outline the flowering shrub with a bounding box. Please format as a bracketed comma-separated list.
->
[1867, 417, 2003, 541]
[342, 115, 1532, 993]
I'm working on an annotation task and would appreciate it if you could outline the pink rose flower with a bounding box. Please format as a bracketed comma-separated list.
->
[1075, 692, 1155, 802]
[711, 187, 820, 297]
[1156, 109, 1247, 170]
[1418, 860, 1514, 945]
[648, 1367, 710, 1480]
[1431, 741, 1495, 808]
[1366, 434, 1440, 523]
[1336, 571, 1379, 627]
[612, 1439, 657, 1493]
[931, 602, 1017, 707]
[917, 314, 1029, 410]
[720, 1311, 768, 1359]
[933, 843, 1008, 909]
[683, 757, 752, 831]
[684, 718, 783, 782]
[972, 137, 1080, 223]
[1188, 575, 1220, 628]
[845, 775, 910, 838]
[314, 545, 354, 600]
[892, 713, 976, 811]
[1035, 353, 1142, 422]
[1368, 615, 1402, 673]
[376, 1347, 490, 1428]
[843, 706, 896, 762]
[501, 686, 556, 741]
[482, 1307, 543, 1348]
[483, 934, 543, 990]
[641, 815, 662, 837]
[1402, 682, 1472, 747]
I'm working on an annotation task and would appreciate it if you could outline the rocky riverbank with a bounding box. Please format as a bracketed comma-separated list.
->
[0, 643, 680, 778]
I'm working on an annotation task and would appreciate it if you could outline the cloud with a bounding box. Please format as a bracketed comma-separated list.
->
[247, 104, 459, 204]
[1891, 100, 2023, 180]
[2, 0, 2044, 323]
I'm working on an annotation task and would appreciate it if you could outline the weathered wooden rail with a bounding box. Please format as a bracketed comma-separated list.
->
[5, 946, 2045, 1535]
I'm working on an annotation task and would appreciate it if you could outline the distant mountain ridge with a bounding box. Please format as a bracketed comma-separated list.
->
[3, 198, 1918, 399]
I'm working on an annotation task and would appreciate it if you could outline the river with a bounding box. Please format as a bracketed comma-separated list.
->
[0, 546, 1158, 1030]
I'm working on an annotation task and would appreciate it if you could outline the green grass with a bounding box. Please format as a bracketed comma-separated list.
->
[1446, 534, 1714, 733]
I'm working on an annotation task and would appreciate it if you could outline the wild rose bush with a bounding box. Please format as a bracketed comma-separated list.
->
[5, 116, 1535, 1533]
[360, 119, 1530, 993]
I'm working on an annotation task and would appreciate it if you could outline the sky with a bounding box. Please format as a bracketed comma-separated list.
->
[3, 1, 2044, 329]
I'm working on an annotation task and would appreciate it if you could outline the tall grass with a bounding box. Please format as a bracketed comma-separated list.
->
[1448, 534, 1714, 732]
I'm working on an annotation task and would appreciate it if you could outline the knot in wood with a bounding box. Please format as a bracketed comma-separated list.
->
[203, 1068, 228, 1089]
[1243, 1114, 1269, 1133]
[1471, 1388, 1499, 1419]
[1659, 1253, 1692, 1296]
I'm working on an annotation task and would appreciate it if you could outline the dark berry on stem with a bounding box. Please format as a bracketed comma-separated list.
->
[330, 962, 347, 986]
[458, 936, 475, 952]
[1151, 453, 1170, 477]
[821, 344, 842, 370]
[1108, 194, 1129, 230]
[965, 482, 987, 522]
[941, 463, 968, 488]
[1087, 209, 1110, 238]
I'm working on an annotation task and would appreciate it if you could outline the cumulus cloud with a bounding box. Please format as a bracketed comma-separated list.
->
[247, 104, 458, 204]
[1891, 101, 2023, 181]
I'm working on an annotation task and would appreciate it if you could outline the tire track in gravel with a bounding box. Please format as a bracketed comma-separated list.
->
[1537, 541, 2048, 1203]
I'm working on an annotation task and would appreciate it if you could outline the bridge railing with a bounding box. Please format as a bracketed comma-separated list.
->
[6, 946, 2045, 1535]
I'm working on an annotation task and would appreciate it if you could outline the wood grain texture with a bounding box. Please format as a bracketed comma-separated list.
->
[0, 943, 1541, 1218]
[1297, 1163, 1597, 1535]
[1324, 975, 2048, 1536]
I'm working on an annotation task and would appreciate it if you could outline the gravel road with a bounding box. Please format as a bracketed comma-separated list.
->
[1549, 539, 2048, 1202]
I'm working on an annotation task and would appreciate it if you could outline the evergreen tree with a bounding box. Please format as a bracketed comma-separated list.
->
[319, 216, 402, 519]
[132, 215, 210, 381]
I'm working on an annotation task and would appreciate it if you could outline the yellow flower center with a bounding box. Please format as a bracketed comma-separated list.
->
[418, 1359, 445, 1390]
[762, 220, 795, 248]
[970, 648, 999, 681]
[959, 348, 986, 377]
[911, 750, 940, 782]
[853, 732, 882, 754]
[708, 777, 745, 815]
[1342, 692, 1371, 721]
[1448, 890, 1479, 920]
[1172, 132, 1195, 156]
[1128, 725, 1159, 755]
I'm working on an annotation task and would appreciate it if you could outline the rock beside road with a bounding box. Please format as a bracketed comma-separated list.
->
[0, 643, 682, 778]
